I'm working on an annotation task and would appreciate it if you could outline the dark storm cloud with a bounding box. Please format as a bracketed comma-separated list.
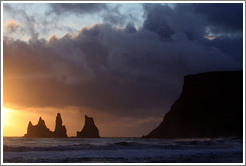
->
[143, 3, 243, 39]
[3, 3, 243, 118]
[143, 4, 206, 40]
[193, 3, 243, 34]
[3, 27, 177, 116]
[142, 3, 243, 62]
[48, 3, 107, 15]
[192, 3, 243, 62]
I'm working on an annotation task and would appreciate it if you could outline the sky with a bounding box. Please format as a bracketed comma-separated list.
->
[2, 2, 244, 137]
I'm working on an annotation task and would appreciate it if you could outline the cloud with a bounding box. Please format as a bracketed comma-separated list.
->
[4, 4, 39, 40]
[48, 3, 107, 15]
[142, 4, 206, 40]
[5, 20, 20, 33]
[48, 3, 144, 27]
[142, 3, 243, 40]
[3, 3, 243, 120]
[3, 4, 76, 41]
[3, 3, 144, 42]
[142, 3, 243, 62]
[192, 3, 243, 34]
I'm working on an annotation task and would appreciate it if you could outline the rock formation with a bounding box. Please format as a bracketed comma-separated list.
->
[24, 117, 53, 138]
[54, 113, 67, 138]
[24, 113, 67, 138]
[145, 71, 243, 138]
[77, 115, 100, 138]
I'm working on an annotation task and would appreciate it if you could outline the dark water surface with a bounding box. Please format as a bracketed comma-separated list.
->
[3, 137, 243, 163]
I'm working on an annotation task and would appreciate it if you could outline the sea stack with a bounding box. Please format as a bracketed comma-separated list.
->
[53, 113, 67, 138]
[23, 113, 68, 138]
[145, 71, 243, 138]
[77, 115, 100, 138]
[24, 117, 53, 138]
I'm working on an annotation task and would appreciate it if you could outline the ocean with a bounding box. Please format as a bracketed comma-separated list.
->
[3, 137, 243, 163]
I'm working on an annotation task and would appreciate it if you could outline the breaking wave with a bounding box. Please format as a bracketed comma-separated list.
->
[3, 137, 243, 163]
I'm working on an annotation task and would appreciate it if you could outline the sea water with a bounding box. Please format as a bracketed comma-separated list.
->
[3, 137, 243, 163]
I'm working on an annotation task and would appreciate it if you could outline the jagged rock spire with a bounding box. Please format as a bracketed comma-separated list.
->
[54, 113, 67, 138]
[38, 117, 45, 126]
[56, 113, 62, 127]
[24, 113, 67, 138]
[77, 115, 100, 138]
[28, 121, 33, 127]
[27, 121, 33, 134]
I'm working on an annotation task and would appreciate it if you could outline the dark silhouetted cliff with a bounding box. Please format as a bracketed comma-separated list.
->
[77, 115, 100, 138]
[24, 113, 67, 138]
[145, 71, 243, 138]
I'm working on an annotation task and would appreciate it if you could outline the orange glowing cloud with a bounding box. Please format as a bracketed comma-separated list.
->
[5, 20, 20, 33]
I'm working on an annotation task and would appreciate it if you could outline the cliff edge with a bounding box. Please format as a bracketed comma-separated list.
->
[145, 71, 243, 138]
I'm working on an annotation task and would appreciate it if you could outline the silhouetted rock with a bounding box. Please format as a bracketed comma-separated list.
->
[24, 117, 53, 138]
[24, 113, 68, 138]
[77, 115, 100, 138]
[54, 113, 67, 138]
[145, 71, 243, 138]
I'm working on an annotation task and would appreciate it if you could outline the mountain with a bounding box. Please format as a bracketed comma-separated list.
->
[145, 71, 243, 138]
[23, 113, 67, 138]
[77, 115, 100, 138]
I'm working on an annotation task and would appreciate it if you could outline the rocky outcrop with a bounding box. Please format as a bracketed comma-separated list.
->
[24, 113, 67, 138]
[24, 117, 53, 138]
[54, 113, 67, 138]
[145, 71, 243, 138]
[77, 115, 100, 138]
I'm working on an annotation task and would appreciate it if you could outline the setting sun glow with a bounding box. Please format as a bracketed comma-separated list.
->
[3, 107, 17, 136]
[3, 107, 13, 126]
[2, 107, 34, 137]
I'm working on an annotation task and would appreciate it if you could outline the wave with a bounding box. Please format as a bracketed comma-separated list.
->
[4, 142, 238, 153]
[4, 137, 242, 153]
[4, 141, 190, 152]
[3, 141, 149, 152]
[3, 138, 243, 163]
